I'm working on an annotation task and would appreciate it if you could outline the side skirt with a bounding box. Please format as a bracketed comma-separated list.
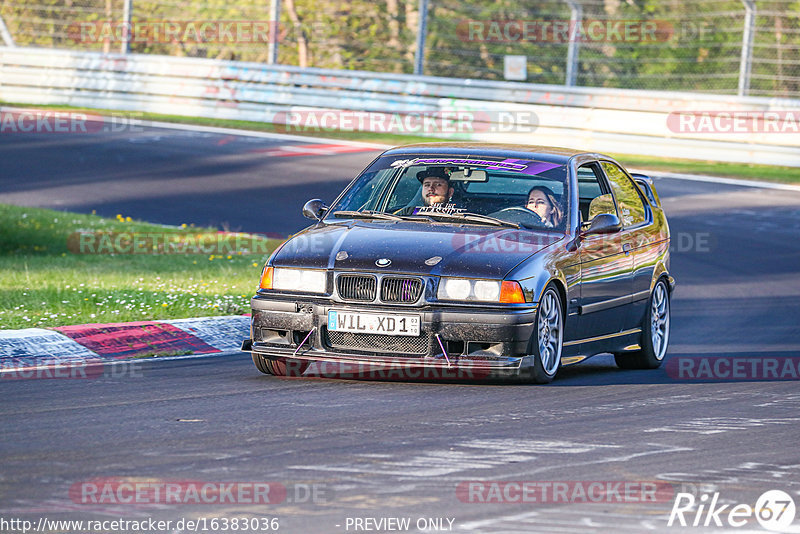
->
[560, 328, 642, 366]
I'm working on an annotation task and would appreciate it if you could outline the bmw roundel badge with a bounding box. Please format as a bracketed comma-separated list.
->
[375, 258, 392, 267]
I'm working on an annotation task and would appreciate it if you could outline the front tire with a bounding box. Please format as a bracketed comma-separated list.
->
[252, 353, 310, 376]
[521, 285, 563, 384]
[615, 278, 670, 370]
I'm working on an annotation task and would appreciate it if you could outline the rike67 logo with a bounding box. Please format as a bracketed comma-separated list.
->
[668, 489, 797, 532]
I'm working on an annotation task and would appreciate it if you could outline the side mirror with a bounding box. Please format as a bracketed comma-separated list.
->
[583, 213, 622, 236]
[302, 199, 328, 221]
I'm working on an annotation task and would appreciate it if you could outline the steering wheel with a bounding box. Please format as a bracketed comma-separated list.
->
[493, 206, 545, 225]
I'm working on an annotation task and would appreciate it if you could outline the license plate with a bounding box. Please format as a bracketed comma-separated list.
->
[327, 310, 420, 336]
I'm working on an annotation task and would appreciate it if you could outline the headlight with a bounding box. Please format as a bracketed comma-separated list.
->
[438, 278, 525, 303]
[474, 280, 501, 301]
[438, 278, 502, 302]
[439, 278, 472, 300]
[270, 268, 327, 294]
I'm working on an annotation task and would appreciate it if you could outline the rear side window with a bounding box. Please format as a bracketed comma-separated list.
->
[601, 162, 647, 227]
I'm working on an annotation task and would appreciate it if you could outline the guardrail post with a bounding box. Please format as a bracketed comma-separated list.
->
[121, 0, 133, 53]
[738, 0, 755, 96]
[564, 0, 582, 86]
[267, 0, 280, 64]
[413, 0, 429, 75]
[0, 14, 15, 47]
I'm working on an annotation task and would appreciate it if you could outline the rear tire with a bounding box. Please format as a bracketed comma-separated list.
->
[520, 285, 563, 384]
[252, 353, 310, 376]
[615, 278, 670, 370]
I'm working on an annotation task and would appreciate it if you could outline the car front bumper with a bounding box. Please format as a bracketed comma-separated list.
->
[242, 295, 539, 374]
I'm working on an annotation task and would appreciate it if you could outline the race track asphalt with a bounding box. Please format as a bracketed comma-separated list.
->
[1, 124, 799, 533]
[0, 125, 378, 235]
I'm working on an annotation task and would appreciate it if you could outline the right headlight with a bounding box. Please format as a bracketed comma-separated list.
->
[437, 278, 525, 303]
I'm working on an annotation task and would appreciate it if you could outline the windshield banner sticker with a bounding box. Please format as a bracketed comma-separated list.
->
[394, 157, 562, 175]
[414, 158, 527, 171]
[501, 159, 562, 176]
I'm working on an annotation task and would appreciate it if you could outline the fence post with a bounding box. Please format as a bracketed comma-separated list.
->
[738, 0, 755, 96]
[564, 0, 582, 86]
[0, 14, 15, 47]
[121, 0, 133, 53]
[267, 0, 280, 64]
[413, 0, 429, 75]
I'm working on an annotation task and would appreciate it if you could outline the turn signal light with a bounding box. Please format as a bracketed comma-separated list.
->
[259, 266, 274, 290]
[499, 281, 526, 303]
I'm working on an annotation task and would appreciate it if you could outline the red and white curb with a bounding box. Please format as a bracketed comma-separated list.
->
[0, 316, 248, 371]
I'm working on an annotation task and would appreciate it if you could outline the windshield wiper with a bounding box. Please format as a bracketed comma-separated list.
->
[332, 210, 404, 221]
[332, 210, 518, 228]
[422, 212, 520, 228]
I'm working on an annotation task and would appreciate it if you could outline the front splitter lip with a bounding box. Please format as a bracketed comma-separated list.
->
[244, 340, 525, 371]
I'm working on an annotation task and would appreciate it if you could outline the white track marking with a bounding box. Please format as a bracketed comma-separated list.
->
[644, 417, 800, 435]
[289, 441, 686, 479]
[141, 119, 387, 148]
[635, 169, 800, 192]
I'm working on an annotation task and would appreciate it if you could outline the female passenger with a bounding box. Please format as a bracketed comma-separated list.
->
[526, 186, 563, 228]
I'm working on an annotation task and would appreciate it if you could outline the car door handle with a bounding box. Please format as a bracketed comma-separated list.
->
[623, 243, 632, 254]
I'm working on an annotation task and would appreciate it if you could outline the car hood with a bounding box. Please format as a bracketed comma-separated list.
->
[271, 221, 563, 279]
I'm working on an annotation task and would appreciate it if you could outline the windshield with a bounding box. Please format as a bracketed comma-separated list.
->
[326, 154, 569, 231]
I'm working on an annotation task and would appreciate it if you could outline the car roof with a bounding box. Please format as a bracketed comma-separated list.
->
[382, 142, 595, 165]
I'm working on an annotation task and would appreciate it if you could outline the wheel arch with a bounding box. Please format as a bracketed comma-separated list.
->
[548, 277, 568, 318]
[651, 260, 675, 294]
[527, 273, 568, 317]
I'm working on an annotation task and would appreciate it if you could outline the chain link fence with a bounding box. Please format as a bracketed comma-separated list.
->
[1, 0, 798, 98]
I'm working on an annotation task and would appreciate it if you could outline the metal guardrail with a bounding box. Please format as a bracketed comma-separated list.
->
[1, 47, 799, 167]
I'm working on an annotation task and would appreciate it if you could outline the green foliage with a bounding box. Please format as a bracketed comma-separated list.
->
[0, 0, 797, 96]
[426, 0, 569, 83]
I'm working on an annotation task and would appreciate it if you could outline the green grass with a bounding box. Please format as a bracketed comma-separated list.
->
[6, 101, 799, 183]
[613, 153, 800, 184]
[0, 204, 281, 330]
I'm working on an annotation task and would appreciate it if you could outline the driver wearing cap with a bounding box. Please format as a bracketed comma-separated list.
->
[396, 167, 456, 215]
